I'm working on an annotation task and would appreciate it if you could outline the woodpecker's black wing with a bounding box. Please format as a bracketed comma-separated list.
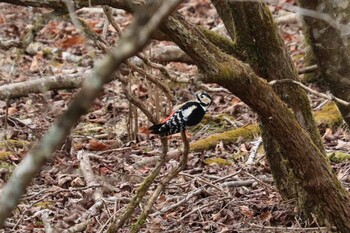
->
[149, 101, 205, 136]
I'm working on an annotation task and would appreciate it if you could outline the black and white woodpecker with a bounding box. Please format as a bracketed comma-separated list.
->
[148, 92, 212, 136]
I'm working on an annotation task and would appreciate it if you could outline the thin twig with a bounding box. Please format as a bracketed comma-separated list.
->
[270, 79, 350, 106]
[179, 198, 222, 220]
[179, 172, 227, 193]
[151, 169, 243, 216]
[247, 223, 329, 232]
[76, 151, 104, 222]
[243, 172, 275, 191]
[0, 0, 182, 226]
[130, 131, 190, 233]
[107, 138, 169, 232]
[23, 184, 101, 201]
[298, 64, 318, 74]
[41, 210, 54, 233]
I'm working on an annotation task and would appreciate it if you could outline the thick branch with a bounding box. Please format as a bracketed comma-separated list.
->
[0, 0, 182, 227]
[298, 0, 350, 128]
[161, 11, 350, 232]
[0, 74, 84, 100]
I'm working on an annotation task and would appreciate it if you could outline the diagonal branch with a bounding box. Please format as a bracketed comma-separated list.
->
[0, 0, 183, 227]
[130, 131, 189, 233]
[106, 138, 169, 232]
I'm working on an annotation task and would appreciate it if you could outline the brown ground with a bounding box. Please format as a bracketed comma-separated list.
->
[0, 1, 349, 232]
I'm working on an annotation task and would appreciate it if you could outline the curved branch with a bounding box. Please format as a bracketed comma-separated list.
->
[130, 131, 189, 233]
[107, 137, 169, 232]
[0, 0, 183, 227]
[0, 74, 84, 100]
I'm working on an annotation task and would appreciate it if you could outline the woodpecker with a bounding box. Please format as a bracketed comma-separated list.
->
[149, 92, 212, 136]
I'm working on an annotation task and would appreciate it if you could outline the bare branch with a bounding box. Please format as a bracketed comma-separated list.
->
[230, 0, 350, 36]
[107, 137, 169, 232]
[0, 0, 182, 226]
[298, 64, 318, 74]
[0, 74, 85, 100]
[76, 151, 104, 221]
[40, 210, 54, 233]
[130, 131, 189, 233]
[270, 79, 350, 106]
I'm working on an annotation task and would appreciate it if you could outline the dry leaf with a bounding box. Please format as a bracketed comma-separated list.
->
[212, 212, 221, 221]
[239, 205, 253, 218]
[322, 128, 333, 140]
[139, 126, 150, 134]
[7, 107, 18, 115]
[335, 140, 350, 150]
[59, 36, 86, 49]
[148, 216, 162, 233]
[57, 175, 72, 187]
[29, 56, 39, 72]
[88, 138, 107, 151]
[99, 166, 111, 175]
[260, 210, 272, 222]
[71, 177, 85, 187]
[231, 97, 241, 105]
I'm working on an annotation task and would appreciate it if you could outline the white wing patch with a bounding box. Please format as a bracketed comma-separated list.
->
[182, 105, 197, 120]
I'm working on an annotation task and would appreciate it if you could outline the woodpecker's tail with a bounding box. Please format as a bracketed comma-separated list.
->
[148, 123, 170, 136]
[148, 123, 163, 134]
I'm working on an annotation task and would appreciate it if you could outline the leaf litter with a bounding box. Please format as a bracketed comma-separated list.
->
[0, 1, 349, 232]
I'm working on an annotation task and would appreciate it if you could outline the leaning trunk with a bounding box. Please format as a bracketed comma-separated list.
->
[298, 0, 350, 127]
[212, 1, 325, 222]
[160, 11, 350, 232]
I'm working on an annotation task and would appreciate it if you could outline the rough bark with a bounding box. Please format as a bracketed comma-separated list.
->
[161, 12, 350, 232]
[0, 0, 182, 227]
[212, 1, 325, 221]
[332, 0, 350, 52]
[298, 0, 350, 127]
[2, 0, 350, 231]
[0, 74, 84, 100]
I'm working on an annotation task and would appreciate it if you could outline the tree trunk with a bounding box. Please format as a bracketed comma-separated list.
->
[4, 0, 349, 230]
[212, 1, 325, 221]
[298, 0, 350, 127]
[161, 12, 350, 232]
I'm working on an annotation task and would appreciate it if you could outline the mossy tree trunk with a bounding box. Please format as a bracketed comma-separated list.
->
[212, 1, 325, 222]
[298, 0, 350, 127]
[160, 11, 350, 232]
[5, 0, 350, 231]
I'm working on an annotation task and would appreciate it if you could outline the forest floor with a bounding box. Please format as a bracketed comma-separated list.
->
[0, 1, 349, 232]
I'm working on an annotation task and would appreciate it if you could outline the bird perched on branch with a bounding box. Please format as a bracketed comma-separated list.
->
[149, 92, 212, 136]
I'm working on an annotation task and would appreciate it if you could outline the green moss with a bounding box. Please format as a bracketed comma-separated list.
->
[314, 102, 342, 128]
[0, 162, 14, 170]
[199, 27, 238, 56]
[0, 139, 30, 149]
[232, 152, 247, 160]
[327, 152, 350, 162]
[191, 114, 237, 133]
[190, 124, 259, 152]
[34, 221, 44, 227]
[42, 47, 53, 56]
[0, 151, 11, 160]
[34, 201, 54, 208]
[204, 157, 232, 166]
[217, 61, 237, 83]
[73, 122, 104, 136]
[0, 162, 14, 180]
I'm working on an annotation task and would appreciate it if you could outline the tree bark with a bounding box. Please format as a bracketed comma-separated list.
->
[298, 0, 350, 127]
[2, 0, 350, 231]
[212, 1, 325, 221]
[161, 12, 350, 232]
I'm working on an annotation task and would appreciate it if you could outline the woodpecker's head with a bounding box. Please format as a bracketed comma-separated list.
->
[196, 92, 212, 111]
